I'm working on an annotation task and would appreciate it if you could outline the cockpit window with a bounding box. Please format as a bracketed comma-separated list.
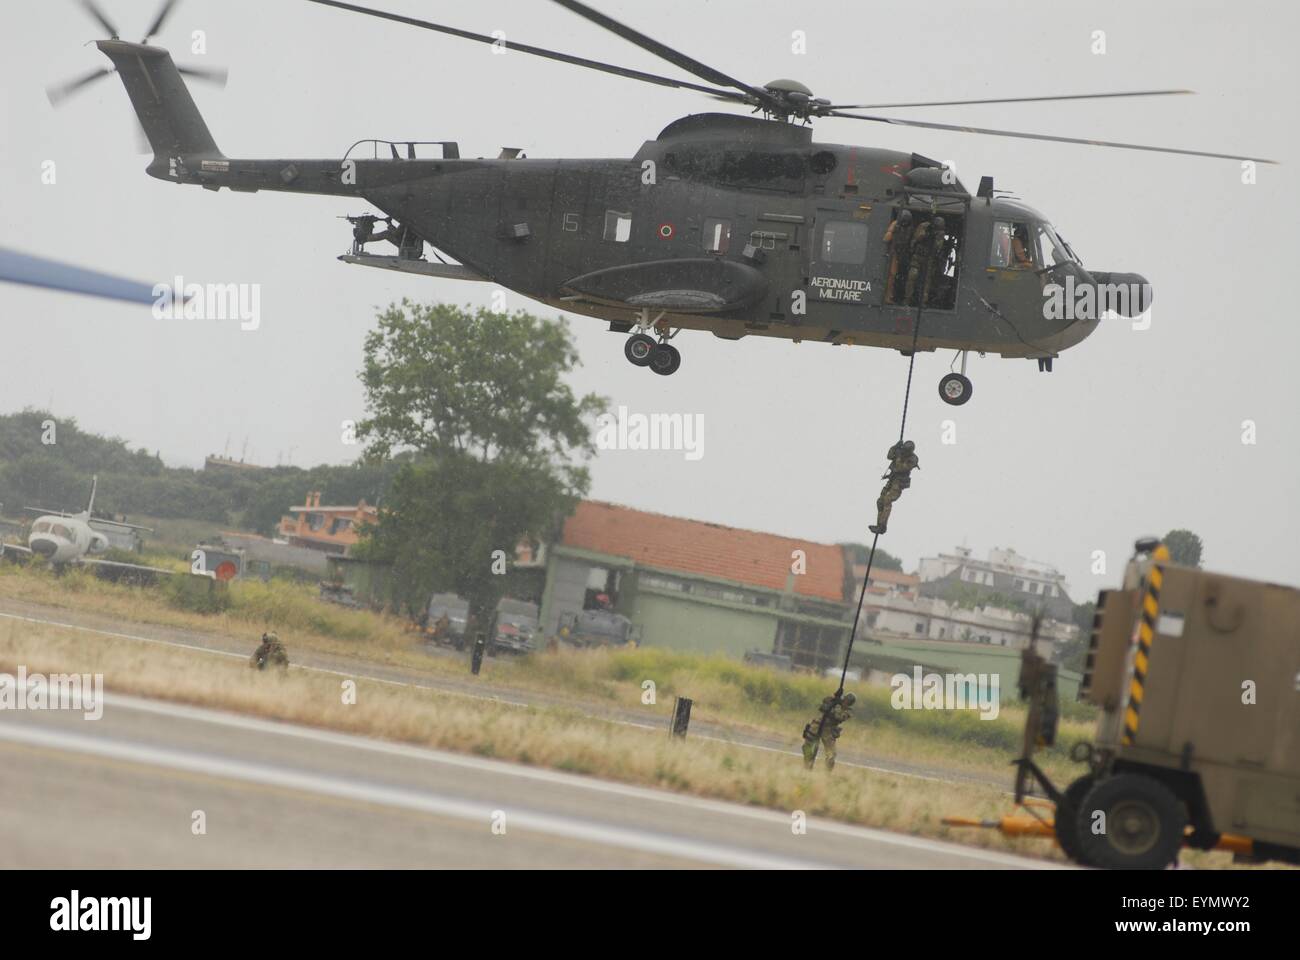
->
[990, 221, 1034, 269]
[1035, 223, 1075, 268]
[32, 521, 51, 534]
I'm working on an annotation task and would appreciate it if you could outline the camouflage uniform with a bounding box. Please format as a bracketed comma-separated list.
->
[801, 692, 856, 770]
[904, 217, 948, 306]
[250, 632, 289, 670]
[883, 211, 914, 304]
[869, 440, 919, 535]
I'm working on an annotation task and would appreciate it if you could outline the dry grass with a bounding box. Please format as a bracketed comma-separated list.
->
[0, 617, 1067, 859]
[0, 562, 1091, 786]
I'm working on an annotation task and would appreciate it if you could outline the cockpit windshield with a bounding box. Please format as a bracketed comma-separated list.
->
[1035, 223, 1078, 267]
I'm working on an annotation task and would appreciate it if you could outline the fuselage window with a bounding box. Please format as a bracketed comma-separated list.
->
[821, 220, 869, 264]
[603, 210, 632, 243]
[990, 220, 1034, 269]
[703, 218, 731, 254]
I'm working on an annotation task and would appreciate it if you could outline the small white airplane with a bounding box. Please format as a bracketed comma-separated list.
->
[1, 476, 173, 578]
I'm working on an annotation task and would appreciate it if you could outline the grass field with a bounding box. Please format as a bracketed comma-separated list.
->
[0, 562, 1252, 867]
[0, 561, 1090, 781]
[0, 616, 1063, 858]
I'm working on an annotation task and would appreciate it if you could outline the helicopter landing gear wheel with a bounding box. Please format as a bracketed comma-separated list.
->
[939, 373, 972, 405]
[649, 342, 681, 376]
[624, 333, 656, 367]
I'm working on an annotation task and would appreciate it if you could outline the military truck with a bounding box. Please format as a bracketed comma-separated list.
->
[491, 598, 541, 655]
[557, 608, 639, 648]
[1017, 538, 1300, 868]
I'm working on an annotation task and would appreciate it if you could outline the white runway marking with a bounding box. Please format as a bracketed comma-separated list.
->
[0, 718, 819, 870]
[41, 690, 1055, 869]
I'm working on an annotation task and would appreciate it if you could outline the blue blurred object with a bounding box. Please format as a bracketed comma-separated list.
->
[0, 246, 158, 305]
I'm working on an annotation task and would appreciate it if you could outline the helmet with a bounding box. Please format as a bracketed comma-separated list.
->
[932, 216, 946, 230]
[898, 210, 913, 223]
[843, 693, 856, 706]
[902, 440, 915, 452]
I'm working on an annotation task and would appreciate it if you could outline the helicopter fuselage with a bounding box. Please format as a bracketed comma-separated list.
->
[101, 39, 1149, 372]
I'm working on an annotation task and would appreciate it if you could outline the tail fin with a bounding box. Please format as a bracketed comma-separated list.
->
[85, 475, 98, 518]
[96, 40, 222, 170]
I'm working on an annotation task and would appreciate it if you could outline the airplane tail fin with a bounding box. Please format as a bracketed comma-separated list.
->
[86, 475, 98, 518]
[96, 40, 223, 172]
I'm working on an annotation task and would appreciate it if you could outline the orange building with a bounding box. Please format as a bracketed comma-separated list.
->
[278, 491, 377, 554]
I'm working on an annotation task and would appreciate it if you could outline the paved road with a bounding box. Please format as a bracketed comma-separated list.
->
[0, 597, 1005, 789]
[0, 690, 1059, 868]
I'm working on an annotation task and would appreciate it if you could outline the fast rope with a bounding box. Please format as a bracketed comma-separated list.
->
[807, 252, 931, 763]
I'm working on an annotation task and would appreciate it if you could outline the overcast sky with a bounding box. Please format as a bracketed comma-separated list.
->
[3, 0, 1296, 598]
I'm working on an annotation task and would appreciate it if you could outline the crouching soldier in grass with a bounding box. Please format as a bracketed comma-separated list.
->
[801, 691, 856, 770]
[250, 631, 289, 671]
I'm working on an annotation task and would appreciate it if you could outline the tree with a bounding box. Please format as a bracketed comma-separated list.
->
[356, 302, 605, 624]
[1057, 599, 1097, 672]
[1163, 529, 1204, 567]
[839, 541, 903, 573]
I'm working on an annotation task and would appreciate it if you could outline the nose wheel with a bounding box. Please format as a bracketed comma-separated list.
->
[939, 373, 972, 405]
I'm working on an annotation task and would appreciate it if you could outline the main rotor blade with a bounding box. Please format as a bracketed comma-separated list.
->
[46, 66, 115, 106]
[77, 0, 121, 38]
[141, 0, 180, 44]
[827, 89, 1194, 110]
[178, 64, 229, 87]
[303, 0, 751, 103]
[826, 110, 1278, 164]
[550, 0, 782, 112]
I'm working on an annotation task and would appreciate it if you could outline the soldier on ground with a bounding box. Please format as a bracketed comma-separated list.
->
[430, 611, 451, 644]
[869, 439, 920, 535]
[801, 691, 856, 770]
[250, 631, 289, 671]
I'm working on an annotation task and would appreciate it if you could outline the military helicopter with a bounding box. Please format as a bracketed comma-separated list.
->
[58, 0, 1275, 404]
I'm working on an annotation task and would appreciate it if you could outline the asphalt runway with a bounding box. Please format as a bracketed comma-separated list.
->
[0, 690, 1060, 869]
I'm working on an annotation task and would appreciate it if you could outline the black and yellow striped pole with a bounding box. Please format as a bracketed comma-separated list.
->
[1122, 543, 1171, 745]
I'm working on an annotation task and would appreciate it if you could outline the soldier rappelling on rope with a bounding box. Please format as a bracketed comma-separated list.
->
[802, 691, 856, 770]
[869, 440, 920, 535]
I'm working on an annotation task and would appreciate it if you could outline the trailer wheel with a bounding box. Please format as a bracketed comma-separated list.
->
[1053, 774, 1095, 864]
[1076, 774, 1187, 870]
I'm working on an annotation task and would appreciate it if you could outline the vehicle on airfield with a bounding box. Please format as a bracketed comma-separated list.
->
[0, 475, 172, 582]
[1016, 539, 1300, 869]
[49, 0, 1275, 405]
[492, 598, 541, 655]
[557, 608, 639, 649]
[426, 593, 471, 650]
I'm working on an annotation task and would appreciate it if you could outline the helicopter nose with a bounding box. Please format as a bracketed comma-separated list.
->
[1089, 271, 1153, 318]
[30, 537, 59, 559]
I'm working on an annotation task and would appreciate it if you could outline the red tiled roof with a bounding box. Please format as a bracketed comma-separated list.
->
[560, 501, 847, 602]
[853, 564, 918, 586]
